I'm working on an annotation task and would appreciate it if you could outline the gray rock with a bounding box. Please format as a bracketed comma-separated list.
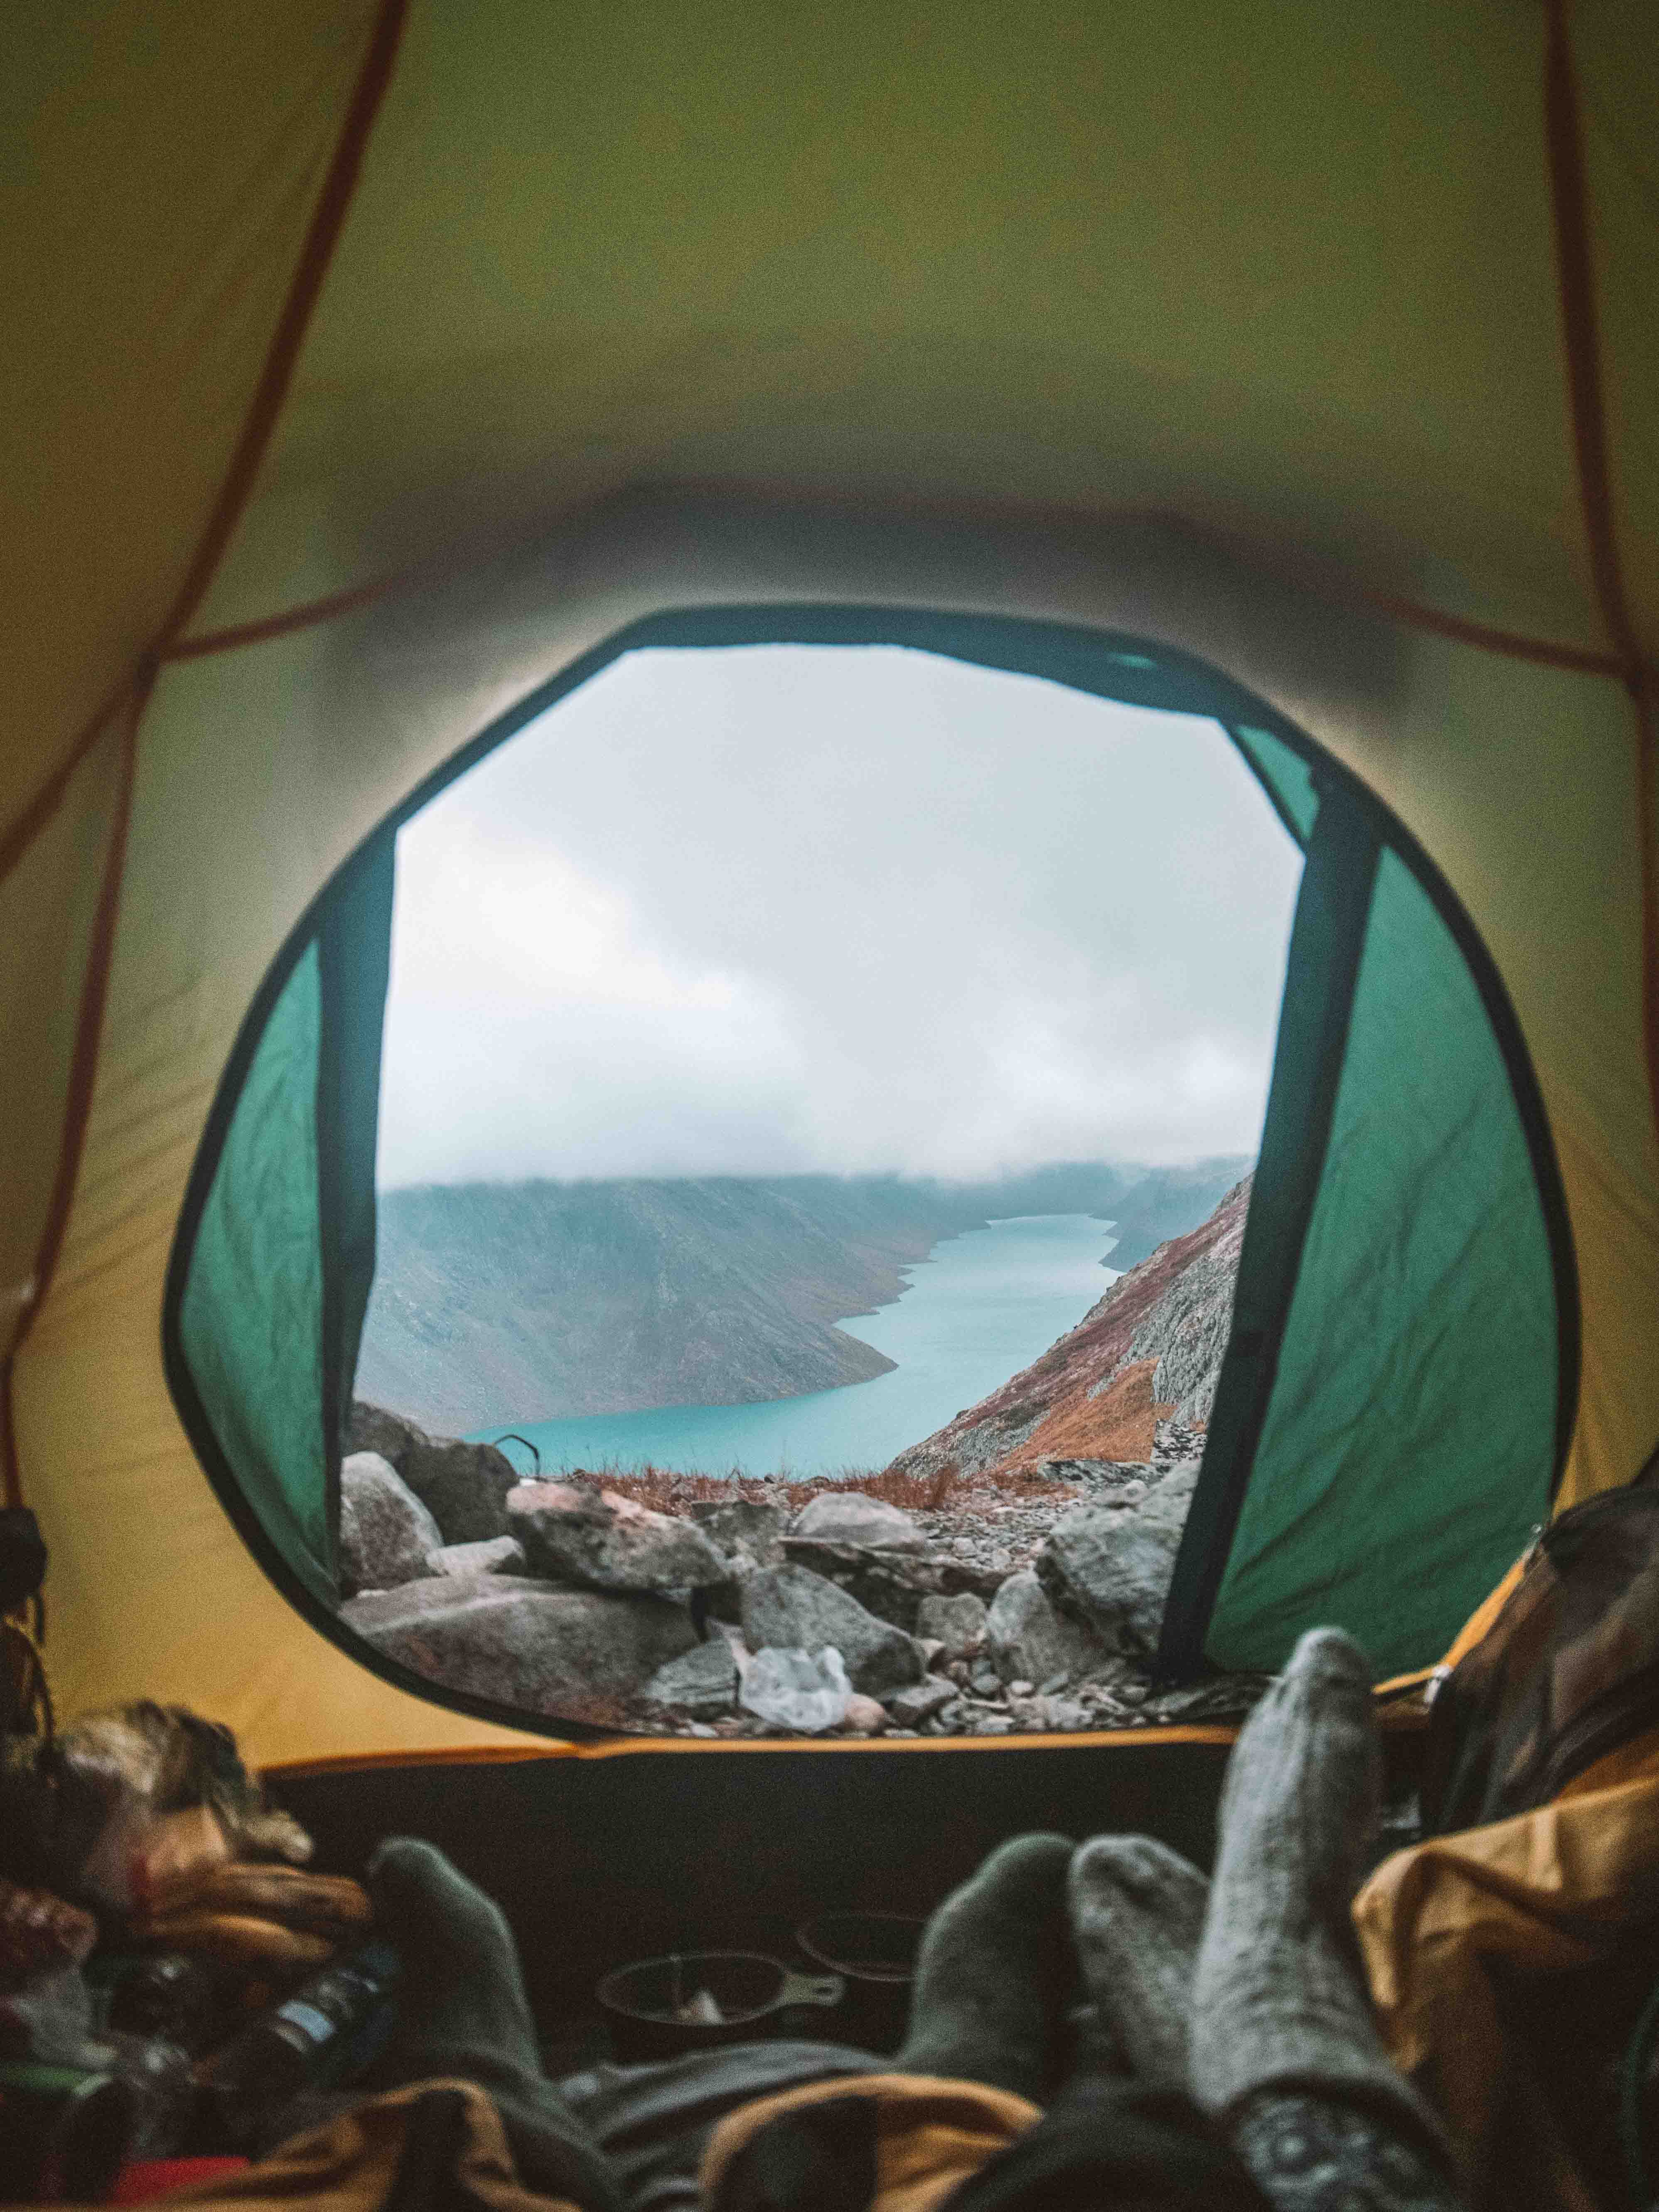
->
[1035, 1466, 1199, 1655]
[914, 1592, 989, 1659]
[339, 1453, 442, 1590]
[789, 1492, 928, 1553]
[740, 1566, 923, 1697]
[340, 1575, 697, 1709]
[885, 1676, 958, 1726]
[425, 1536, 526, 1578]
[777, 1538, 1000, 1632]
[688, 1499, 788, 1573]
[348, 1403, 522, 1545]
[985, 1569, 1114, 1686]
[740, 1647, 853, 1733]
[405, 1442, 519, 1545]
[643, 1638, 740, 1720]
[347, 1401, 428, 1467]
[506, 1482, 729, 1593]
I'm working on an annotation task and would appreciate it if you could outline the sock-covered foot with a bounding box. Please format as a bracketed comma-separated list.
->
[895, 1833, 1074, 2104]
[1189, 1631, 1448, 2168]
[368, 1836, 541, 2077]
[367, 1838, 623, 2212]
[1068, 1835, 1208, 2089]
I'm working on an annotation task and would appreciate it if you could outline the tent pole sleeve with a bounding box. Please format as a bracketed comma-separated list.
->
[316, 833, 396, 1578]
[1156, 790, 1381, 1681]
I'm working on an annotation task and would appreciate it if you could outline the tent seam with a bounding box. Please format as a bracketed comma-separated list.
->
[0, 0, 410, 1516]
[160, 490, 1632, 682]
[1, 681, 145, 1510]
[1543, 0, 1659, 1141]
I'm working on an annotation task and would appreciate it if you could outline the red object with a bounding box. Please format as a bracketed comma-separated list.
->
[110, 2156, 249, 2204]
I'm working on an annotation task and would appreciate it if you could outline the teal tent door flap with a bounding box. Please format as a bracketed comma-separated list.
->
[168, 836, 394, 1613]
[1160, 744, 1577, 1683]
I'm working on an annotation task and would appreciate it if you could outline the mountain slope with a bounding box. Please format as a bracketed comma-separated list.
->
[355, 1161, 1249, 1432]
[884, 1174, 1252, 1481]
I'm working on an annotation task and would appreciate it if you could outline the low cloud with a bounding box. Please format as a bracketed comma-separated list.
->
[377, 644, 1300, 1187]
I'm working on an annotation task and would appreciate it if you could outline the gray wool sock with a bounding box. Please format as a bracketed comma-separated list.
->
[896, 1832, 1074, 2105]
[368, 1835, 543, 2073]
[367, 1837, 624, 2212]
[1068, 1834, 1209, 2089]
[1188, 1631, 1449, 2168]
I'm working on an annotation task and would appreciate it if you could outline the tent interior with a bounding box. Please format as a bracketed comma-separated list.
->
[4, 0, 1657, 2066]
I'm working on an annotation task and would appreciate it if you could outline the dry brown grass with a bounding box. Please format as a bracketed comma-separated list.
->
[560, 1457, 1086, 1516]
[560, 1460, 974, 1515]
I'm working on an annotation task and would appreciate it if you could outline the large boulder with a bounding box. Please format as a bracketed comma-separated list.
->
[399, 1438, 521, 1546]
[642, 1638, 740, 1721]
[740, 1566, 922, 1697]
[339, 1453, 442, 1591]
[347, 1407, 522, 1546]
[789, 1493, 928, 1553]
[986, 1570, 1114, 1686]
[347, 1401, 427, 1467]
[1035, 1465, 1199, 1655]
[426, 1536, 525, 1578]
[688, 1498, 788, 1574]
[915, 1592, 988, 1660]
[506, 1482, 729, 1593]
[340, 1575, 696, 1709]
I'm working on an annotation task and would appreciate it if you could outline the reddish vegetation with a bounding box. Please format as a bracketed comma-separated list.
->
[578, 1461, 1077, 1517]
[1015, 1356, 1171, 1466]
[566, 1463, 962, 1515]
[886, 1179, 1251, 1482]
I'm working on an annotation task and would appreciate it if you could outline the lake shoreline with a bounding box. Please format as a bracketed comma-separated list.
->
[469, 1213, 1120, 1480]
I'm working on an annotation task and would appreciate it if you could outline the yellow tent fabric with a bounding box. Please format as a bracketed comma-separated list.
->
[3, 0, 1655, 1767]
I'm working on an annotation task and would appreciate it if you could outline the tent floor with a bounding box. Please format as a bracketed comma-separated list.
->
[268, 1730, 1425, 2041]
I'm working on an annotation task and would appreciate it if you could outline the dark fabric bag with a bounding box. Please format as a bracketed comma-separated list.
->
[1421, 1440, 1659, 1836]
[0, 1506, 47, 1621]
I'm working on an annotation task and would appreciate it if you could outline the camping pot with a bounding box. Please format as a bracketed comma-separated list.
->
[595, 1951, 844, 2063]
[795, 1913, 924, 2054]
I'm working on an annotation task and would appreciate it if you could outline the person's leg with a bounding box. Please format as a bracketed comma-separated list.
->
[1067, 1835, 1209, 2091]
[909, 1834, 1266, 2212]
[893, 1833, 1076, 2104]
[366, 1837, 625, 2212]
[1188, 1629, 1462, 2212]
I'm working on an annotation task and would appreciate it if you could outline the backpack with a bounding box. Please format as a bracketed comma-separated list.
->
[1421, 1443, 1659, 1836]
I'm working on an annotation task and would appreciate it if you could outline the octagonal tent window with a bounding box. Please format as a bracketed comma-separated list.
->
[164, 607, 1576, 1741]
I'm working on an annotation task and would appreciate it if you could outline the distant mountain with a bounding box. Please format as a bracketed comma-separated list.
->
[355, 1160, 1251, 1433]
[884, 1174, 1252, 1481]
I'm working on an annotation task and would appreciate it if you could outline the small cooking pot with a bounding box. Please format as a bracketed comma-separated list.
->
[796, 1912, 924, 2053]
[595, 1950, 844, 2063]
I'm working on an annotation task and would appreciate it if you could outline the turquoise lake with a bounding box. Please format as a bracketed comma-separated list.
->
[473, 1212, 1118, 1479]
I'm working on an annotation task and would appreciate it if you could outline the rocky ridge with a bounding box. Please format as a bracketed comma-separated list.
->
[355, 1160, 1249, 1433]
[336, 1426, 1263, 1740]
[884, 1175, 1252, 1483]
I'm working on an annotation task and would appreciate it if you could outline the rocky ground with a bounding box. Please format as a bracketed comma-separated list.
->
[337, 1404, 1268, 1740]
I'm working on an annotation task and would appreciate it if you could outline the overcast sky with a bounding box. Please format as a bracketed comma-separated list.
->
[377, 645, 1302, 1189]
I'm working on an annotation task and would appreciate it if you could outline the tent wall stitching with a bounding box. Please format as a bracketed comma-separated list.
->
[1, 688, 143, 1511]
[1543, 0, 1659, 1132]
[0, 0, 411, 1516]
[149, 0, 410, 659]
[162, 494, 1634, 682]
